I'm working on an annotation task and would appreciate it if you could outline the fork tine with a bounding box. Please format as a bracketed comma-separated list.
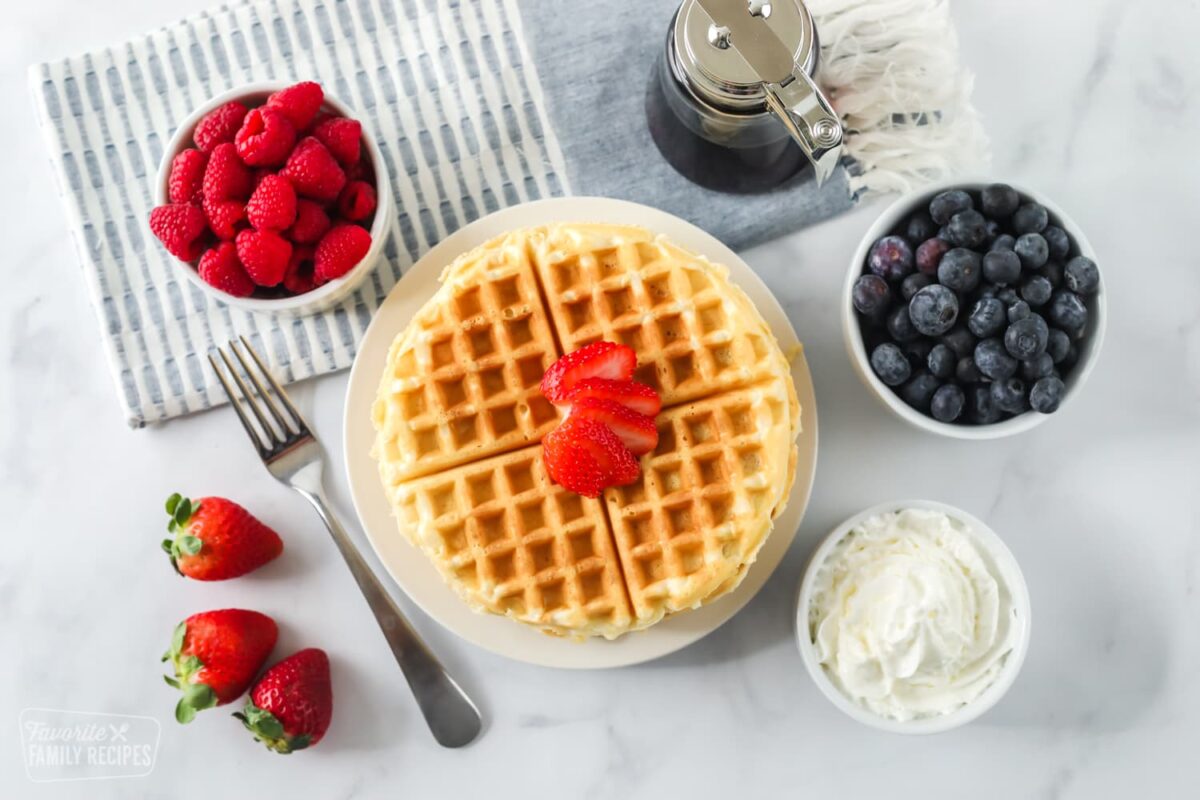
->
[238, 335, 310, 433]
[230, 338, 296, 436]
[218, 347, 281, 446]
[209, 352, 269, 455]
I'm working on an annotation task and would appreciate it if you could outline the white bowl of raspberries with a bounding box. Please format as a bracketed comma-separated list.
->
[150, 80, 391, 314]
[843, 180, 1105, 439]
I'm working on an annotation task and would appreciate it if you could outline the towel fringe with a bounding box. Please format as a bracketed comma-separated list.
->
[808, 0, 990, 197]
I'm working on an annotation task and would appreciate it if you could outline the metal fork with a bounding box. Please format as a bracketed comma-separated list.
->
[209, 336, 482, 748]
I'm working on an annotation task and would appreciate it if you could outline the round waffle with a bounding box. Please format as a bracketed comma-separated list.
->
[371, 223, 801, 639]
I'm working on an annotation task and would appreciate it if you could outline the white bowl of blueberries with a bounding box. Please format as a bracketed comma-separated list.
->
[843, 180, 1105, 438]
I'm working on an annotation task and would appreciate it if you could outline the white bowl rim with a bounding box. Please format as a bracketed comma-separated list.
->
[842, 177, 1107, 439]
[794, 498, 1032, 734]
[153, 80, 392, 314]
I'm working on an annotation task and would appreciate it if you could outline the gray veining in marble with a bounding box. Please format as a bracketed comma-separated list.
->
[1, 0, 1198, 797]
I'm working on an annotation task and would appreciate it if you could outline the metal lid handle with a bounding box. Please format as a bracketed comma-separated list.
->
[763, 71, 843, 187]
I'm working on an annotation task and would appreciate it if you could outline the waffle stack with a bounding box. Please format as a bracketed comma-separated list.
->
[372, 223, 801, 638]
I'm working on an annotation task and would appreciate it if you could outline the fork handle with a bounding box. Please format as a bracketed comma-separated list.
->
[298, 489, 483, 748]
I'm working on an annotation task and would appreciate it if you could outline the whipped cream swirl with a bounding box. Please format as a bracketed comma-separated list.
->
[809, 508, 1017, 721]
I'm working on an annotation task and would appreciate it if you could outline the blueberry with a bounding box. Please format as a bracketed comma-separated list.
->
[968, 297, 1007, 338]
[989, 234, 1016, 252]
[941, 326, 978, 359]
[985, 219, 1002, 242]
[991, 377, 1029, 414]
[852, 274, 892, 317]
[1064, 256, 1100, 294]
[1005, 315, 1049, 359]
[905, 212, 938, 243]
[899, 371, 941, 412]
[927, 343, 957, 379]
[1021, 352, 1055, 381]
[1049, 290, 1088, 337]
[997, 287, 1019, 305]
[930, 383, 966, 422]
[1046, 328, 1071, 363]
[1012, 202, 1049, 234]
[975, 338, 1018, 380]
[867, 235, 915, 281]
[1042, 225, 1071, 260]
[981, 183, 1020, 219]
[929, 190, 973, 225]
[903, 338, 935, 369]
[1007, 300, 1032, 323]
[1038, 260, 1064, 287]
[1030, 376, 1066, 413]
[956, 356, 982, 384]
[901, 272, 934, 301]
[938, 248, 982, 292]
[1060, 343, 1079, 370]
[908, 285, 960, 336]
[947, 209, 989, 248]
[870, 343, 912, 386]
[1021, 275, 1054, 306]
[978, 285, 999, 299]
[982, 249, 1022, 285]
[968, 384, 1003, 424]
[887, 305, 921, 342]
[1014, 232, 1049, 269]
[915, 237, 951, 275]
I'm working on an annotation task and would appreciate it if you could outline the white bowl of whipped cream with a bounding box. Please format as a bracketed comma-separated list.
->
[796, 500, 1031, 733]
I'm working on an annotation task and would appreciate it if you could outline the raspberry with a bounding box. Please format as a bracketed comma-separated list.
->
[149, 203, 208, 261]
[345, 158, 374, 184]
[287, 200, 331, 245]
[198, 242, 255, 297]
[202, 143, 253, 202]
[337, 180, 376, 222]
[280, 137, 346, 202]
[266, 81, 324, 130]
[246, 174, 297, 231]
[193, 101, 248, 153]
[312, 117, 361, 167]
[283, 245, 317, 294]
[314, 224, 371, 283]
[234, 107, 296, 167]
[168, 148, 207, 204]
[203, 197, 246, 240]
[236, 229, 292, 287]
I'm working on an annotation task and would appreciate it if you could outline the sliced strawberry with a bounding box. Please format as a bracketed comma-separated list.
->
[569, 397, 658, 455]
[541, 342, 636, 404]
[566, 378, 661, 416]
[542, 416, 639, 498]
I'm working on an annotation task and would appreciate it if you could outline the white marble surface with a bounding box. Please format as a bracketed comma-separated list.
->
[2, 0, 1198, 797]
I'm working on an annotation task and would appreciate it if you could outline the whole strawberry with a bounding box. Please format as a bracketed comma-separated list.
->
[235, 648, 332, 753]
[163, 609, 277, 723]
[161, 493, 283, 580]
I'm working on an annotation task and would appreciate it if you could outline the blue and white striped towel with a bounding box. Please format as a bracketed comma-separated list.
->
[31, 0, 984, 426]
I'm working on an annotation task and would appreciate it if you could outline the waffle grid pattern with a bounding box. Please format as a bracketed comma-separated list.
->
[375, 224, 799, 637]
[392, 446, 633, 636]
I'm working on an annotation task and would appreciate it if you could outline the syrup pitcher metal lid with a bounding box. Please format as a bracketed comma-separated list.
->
[673, 0, 844, 186]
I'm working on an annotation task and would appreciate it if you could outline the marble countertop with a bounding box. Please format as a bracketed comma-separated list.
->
[2, 0, 1197, 797]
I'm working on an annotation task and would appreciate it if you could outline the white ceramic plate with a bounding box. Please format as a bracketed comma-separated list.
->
[343, 197, 818, 668]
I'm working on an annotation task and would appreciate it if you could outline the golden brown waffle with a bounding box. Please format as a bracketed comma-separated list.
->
[603, 382, 796, 627]
[388, 445, 633, 639]
[372, 230, 561, 484]
[529, 224, 784, 408]
[372, 223, 801, 639]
